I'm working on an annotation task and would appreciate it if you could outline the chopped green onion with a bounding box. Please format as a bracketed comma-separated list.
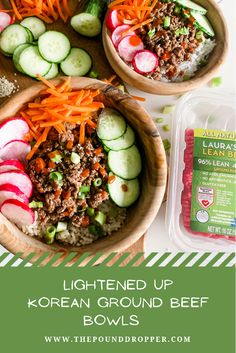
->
[87, 207, 95, 216]
[95, 224, 105, 237]
[163, 124, 170, 132]
[88, 224, 97, 235]
[163, 16, 170, 28]
[175, 27, 189, 36]
[89, 70, 99, 78]
[45, 226, 56, 244]
[50, 171, 63, 181]
[210, 76, 222, 87]
[163, 139, 171, 153]
[196, 30, 204, 41]
[80, 185, 90, 193]
[162, 105, 175, 114]
[94, 211, 106, 226]
[148, 28, 156, 38]
[117, 84, 125, 92]
[29, 201, 43, 208]
[56, 222, 67, 232]
[57, 180, 63, 187]
[78, 191, 86, 199]
[174, 6, 181, 14]
[183, 74, 190, 81]
[182, 10, 190, 19]
[51, 154, 62, 163]
[70, 152, 80, 164]
[155, 117, 164, 124]
[93, 178, 102, 187]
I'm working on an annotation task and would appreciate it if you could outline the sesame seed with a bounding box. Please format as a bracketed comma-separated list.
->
[0, 76, 19, 98]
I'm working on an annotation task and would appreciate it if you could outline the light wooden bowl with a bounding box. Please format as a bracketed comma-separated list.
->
[0, 77, 167, 264]
[102, 0, 228, 95]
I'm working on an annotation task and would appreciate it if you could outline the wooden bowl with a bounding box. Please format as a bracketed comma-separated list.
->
[102, 0, 228, 95]
[0, 77, 167, 263]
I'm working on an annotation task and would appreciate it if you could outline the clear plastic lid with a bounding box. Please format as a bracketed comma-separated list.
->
[167, 90, 236, 252]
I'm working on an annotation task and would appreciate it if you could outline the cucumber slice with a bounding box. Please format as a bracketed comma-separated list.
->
[0, 24, 29, 55]
[19, 45, 51, 78]
[108, 173, 140, 207]
[38, 31, 71, 63]
[25, 28, 34, 43]
[103, 125, 135, 151]
[60, 48, 92, 76]
[97, 108, 126, 141]
[21, 17, 46, 40]
[43, 63, 59, 79]
[71, 13, 101, 37]
[108, 145, 142, 180]
[191, 11, 215, 36]
[13, 43, 31, 73]
[175, 0, 207, 14]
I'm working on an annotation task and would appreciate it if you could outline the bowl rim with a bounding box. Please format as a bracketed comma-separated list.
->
[0, 77, 167, 264]
[102, 0, 229, 95]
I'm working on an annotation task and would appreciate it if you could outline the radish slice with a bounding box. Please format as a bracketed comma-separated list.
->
[0, 140, 31, 163]
[1, 199, 34, 226]
[106, 10, 122, 31]
[0, 183, 29, 206]
[111, 25, 135, 48]
[0, 117, 29, 149]
[132, 50, 159, 74]
[118, 35, 144, 62]
[0, 12, 12, 32]
[0, 170, 33, 197]
[0, 160, 25, 173]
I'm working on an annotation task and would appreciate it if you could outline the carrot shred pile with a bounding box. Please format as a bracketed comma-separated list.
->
[108, 0, 157, 29]
[20, 76, 104, 160]
[9, 0, 73, 23]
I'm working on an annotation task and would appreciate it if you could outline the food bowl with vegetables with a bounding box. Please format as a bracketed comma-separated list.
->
[0, 77, 167, 260]
[103, 0, 228, 95]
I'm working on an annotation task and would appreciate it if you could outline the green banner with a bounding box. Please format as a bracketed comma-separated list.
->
[0, 262, 235, 353]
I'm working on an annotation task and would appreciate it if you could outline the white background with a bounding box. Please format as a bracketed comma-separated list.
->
[0, 0, 235, 256]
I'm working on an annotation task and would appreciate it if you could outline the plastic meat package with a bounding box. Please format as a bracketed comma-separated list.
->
[167, 91, 236, 251]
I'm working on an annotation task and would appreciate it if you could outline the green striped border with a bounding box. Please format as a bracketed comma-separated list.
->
[0, 252, 235, 267]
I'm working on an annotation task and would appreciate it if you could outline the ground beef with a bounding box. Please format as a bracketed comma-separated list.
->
[27, 125, 109, 226]
[136, 0, 204, 80]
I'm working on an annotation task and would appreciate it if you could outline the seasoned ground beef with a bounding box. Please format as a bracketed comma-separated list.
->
[27, 124, 109, 226]
[136, 0, 206, 80]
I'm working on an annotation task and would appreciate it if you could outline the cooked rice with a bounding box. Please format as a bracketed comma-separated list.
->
[22, 200, 127, 247]
[162, 39, 216, 82]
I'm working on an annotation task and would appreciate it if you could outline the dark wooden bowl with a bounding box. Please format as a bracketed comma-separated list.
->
[102, 0, 228, 95]
[0, 77, 167, 264]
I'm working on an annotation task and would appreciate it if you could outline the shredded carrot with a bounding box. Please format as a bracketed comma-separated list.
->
[131, 95, 146, 102]
[123, 18, 152, 35]
[102, 76, 145, 102]
[109, 0, 156, 28]
[79, 122, 85, 145]
[93, 162, 100, 171]
[18, 76, 104, 160]
[99, 167, 107, 178]
[8, 0, 73, 22]
[48, 160, 56, 169]
[37, 74, 56, 90]
[35, 157, 46, 172]
[66, 140, 73, 150]
[10, 0, 23, 20]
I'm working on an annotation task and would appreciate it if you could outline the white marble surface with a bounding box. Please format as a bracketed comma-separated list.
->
[0, 0, 235, 257]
